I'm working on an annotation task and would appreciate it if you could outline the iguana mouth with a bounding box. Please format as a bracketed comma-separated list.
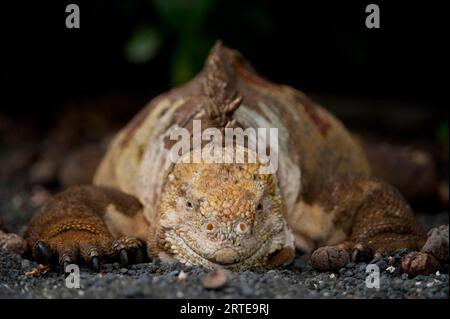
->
[167, 230, 270, 268]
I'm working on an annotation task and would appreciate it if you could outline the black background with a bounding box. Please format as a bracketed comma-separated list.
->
[0, 0, 446, 116]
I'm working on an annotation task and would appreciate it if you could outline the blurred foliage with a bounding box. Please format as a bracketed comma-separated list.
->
[152, 0, 216, 35]
[152, 0, 217, 85]
[124, 0, 218, 85]
[124, 24, 161, 64]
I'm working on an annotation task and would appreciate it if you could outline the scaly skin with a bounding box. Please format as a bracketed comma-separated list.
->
[150, 161, 295, 270]
[21, 41, 440, 275]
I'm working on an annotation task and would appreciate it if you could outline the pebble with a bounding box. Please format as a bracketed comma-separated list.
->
[21, 259, 31, 269]
[386, 266, 395, 273]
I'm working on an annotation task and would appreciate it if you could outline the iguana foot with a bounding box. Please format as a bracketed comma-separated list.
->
[399, 225, 448, 278]
[25, 186, 150, 273]
[400, 251, 440, 278]
[110, 236, 147, 268]
[350, 243, 373, 263]
[32, 235, 147, 273]
[32, 231, 109, 273]
[311, 246, 350, 271]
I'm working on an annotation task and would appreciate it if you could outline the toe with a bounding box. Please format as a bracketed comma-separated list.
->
[57, 245, 78, 273]
[35, 241, 52, 264]
[351, 244, 373, 263]
[311, 246, 350, 271]
[91, 256, 101, 272]
[119, 249, 129, 268]
[110, 237, 146, 267]
[400, 251, 440, 277]
[133, 246, 147, 264]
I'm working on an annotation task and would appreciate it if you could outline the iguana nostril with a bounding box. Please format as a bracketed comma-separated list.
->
[203, 222, 215, 233]
[211, 248, 239, 265]
[236, 222, 249, 234]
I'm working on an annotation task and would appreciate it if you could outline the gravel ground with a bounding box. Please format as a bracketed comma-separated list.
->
[0, 247, 448, 299]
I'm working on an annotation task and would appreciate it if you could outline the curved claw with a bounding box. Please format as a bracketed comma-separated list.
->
[62, 261, 70, 274]
[134, 247, 146, 264]
[35, 241, 52, 264]
[91, 256, 101, 272]
[351, 245, 373, 263]
[119, 249, 129, 268]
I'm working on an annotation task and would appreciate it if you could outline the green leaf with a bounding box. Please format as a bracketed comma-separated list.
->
[124, 24, 162, 64]
[170, 37, 214, 85]
[152, 0, 217, 36]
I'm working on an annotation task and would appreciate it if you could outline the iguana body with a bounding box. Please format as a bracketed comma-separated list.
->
[24, 42, 433, 273]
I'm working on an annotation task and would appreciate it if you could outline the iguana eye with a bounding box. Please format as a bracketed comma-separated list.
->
[186, 201, 194, 210]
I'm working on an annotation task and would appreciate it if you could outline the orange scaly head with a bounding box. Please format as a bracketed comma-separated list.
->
[156, 161, 295, 270]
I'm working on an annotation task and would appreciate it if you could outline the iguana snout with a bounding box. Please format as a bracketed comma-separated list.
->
[210, 248, 240, 265]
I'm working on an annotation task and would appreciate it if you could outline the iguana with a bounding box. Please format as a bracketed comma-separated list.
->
[21, 41, 444, 275]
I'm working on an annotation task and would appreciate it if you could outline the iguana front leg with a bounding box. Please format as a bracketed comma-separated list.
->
[25, 186, 150, 272]
[289, 177, 441, 276]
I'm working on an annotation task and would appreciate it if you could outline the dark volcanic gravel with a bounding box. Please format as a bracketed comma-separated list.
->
[0, 247, 448, 299]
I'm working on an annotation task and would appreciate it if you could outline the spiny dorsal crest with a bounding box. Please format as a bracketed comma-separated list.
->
[202, 41, 243, 125]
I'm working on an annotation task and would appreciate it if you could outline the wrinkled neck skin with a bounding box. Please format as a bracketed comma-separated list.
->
[148, 160, 295, 271]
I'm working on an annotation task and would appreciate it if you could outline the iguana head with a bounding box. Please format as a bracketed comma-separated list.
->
[156, 161, 295, 270]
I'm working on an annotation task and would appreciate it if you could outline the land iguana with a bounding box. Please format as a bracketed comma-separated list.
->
[19, 41, 446, 275]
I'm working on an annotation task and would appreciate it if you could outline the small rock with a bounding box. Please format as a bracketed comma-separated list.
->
[201, 268, 228, 289]
[21, 259, 31, 269]
[386, 266, 395, 273]
[177, 270, 188, 281]
[422, 225, 449, 262]
[318, 281, 326, 290]
[0, 230, 28, 255]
